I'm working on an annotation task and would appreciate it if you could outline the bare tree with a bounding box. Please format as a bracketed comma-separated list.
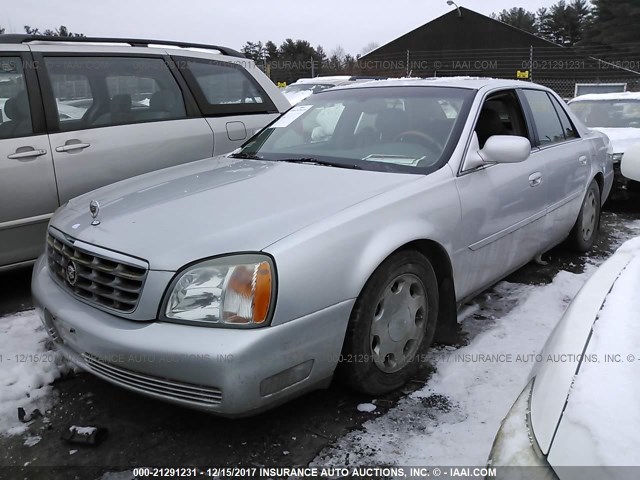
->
[330, 45, 346, 62]
[360, 42, 380, 56]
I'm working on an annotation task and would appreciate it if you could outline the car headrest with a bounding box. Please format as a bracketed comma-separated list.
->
[4, 90, 30, 121]
[476, 106, 505, 146]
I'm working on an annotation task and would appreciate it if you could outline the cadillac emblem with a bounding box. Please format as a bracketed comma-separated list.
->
[89, 200, 100, 226]
[66, 260, 78, 286]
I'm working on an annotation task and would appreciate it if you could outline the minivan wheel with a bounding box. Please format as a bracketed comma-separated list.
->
[568, 180, 601, 253]
[338, 251, 439, 396]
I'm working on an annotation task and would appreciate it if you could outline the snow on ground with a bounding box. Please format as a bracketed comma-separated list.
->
[315, 222, 640, 468]
[0, 310, 68, 437]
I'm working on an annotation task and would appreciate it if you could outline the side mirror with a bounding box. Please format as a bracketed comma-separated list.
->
[621, 143, 640, 182]
[479, 135, 531, 164]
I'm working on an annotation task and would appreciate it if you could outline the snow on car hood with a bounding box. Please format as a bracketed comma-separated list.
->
[591, 127, 640, 154]
[52, 156, 418, 271]
[546, 239, 640, 471]
[529, 237, 640, 462]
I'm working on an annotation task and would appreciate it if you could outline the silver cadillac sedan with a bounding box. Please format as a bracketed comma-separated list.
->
[32, 78, 613, 416]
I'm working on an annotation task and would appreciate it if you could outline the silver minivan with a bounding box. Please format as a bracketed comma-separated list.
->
[0, 35, 290, 270]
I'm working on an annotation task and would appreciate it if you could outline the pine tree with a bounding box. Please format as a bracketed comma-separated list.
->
[491, 8, 537, 33]
[584, 0, 640, 53]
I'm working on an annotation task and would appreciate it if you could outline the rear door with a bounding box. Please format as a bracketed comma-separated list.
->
[0, 50, 59, 268]
[174, 56, 281, 154]
[32, 49, 213, 202]
[519, 89, 591, 245]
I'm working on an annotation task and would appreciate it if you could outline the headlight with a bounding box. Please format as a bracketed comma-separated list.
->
[609, 153, 624, 163]
[163, 254, 275, 327]
[487, 379, 559, 479]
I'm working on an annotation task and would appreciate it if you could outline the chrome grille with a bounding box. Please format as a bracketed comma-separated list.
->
[82, 353, 223, 406]
[47, 232, 147, 313]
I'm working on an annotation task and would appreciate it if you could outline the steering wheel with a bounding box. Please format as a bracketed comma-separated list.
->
[394, 130, 444, 151]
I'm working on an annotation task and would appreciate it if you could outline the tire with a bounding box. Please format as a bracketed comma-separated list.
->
[568, 180, 601, 253]
[338, 250, 439, 396]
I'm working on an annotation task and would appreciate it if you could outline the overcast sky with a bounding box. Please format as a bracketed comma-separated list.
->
[1, 0, 558, 55]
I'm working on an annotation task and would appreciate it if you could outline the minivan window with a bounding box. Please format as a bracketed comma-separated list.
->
[178, 58, 276, 115]
[522, 89, 566, 146]
[44, 57, 187, 131]
[0, 57, 33, 139]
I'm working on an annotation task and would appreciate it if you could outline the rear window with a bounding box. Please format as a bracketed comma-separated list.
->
[176, 57, 276, 116]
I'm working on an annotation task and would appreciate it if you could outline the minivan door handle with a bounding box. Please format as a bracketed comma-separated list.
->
[529, 172, 542, 187]
[7, 148, 47, 160]
[56, 142, 91, 153]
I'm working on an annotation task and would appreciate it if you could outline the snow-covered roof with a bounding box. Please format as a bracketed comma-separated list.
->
[570, 92, 640, 102]
[330, 76, 537, 91]
[291, 76, 353, 85]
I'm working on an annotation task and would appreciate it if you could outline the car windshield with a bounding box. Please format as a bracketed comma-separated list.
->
[569, 100, 640, 128]
[237, 86, 475, 174]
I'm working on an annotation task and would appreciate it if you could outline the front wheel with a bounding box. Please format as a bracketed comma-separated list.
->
[568, 180, 601, 252]
[337, 250, 439, 396]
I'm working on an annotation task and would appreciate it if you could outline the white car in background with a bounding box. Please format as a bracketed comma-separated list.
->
[489, 147, 640, 479]
[282, 76, 382, 105]
[569, 92, 640, 194]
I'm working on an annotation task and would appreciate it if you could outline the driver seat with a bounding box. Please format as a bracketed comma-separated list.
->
[375, 108, 409, 143]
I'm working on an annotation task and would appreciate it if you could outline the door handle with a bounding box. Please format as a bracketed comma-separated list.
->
[7, 148, 47, 160]
[529, 172, 542, 187]
[578, 155, 588, 165]
[55, 143, 91, 153]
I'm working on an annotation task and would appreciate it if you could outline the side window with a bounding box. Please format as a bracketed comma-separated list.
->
[0, 57, 33, 139]
[44, 57, 186, 131]
[47, 72, 94, 126]
[178, 57, 276, 115]
[475, 90, 528, 148]
[549, 95, 578, 140]
[522, 89, 566, 146]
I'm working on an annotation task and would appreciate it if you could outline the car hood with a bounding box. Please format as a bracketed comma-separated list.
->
[529, 238, 640, 456]
[545, 238, 640, 474]
[51, 156, 418, 270]
[591, 127, 640, 154]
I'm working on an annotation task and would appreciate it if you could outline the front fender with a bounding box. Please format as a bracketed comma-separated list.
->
[265, 167, 461, 326]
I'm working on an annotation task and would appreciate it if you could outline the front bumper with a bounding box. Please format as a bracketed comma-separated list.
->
[32, 255, 353, 417]
[612, 162, 640, 198]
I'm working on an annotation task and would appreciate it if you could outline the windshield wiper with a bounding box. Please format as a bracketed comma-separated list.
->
[277, 157, 362, 170]
[228, 152, 262, 160]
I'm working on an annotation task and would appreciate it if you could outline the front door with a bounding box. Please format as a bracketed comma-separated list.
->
[453, 89, 548, 298]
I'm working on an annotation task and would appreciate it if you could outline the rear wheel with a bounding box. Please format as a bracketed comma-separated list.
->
[338, 250, 439, 396]
[568, 180, 601, 252]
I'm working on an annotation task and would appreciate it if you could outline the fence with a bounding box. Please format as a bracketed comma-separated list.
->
[262, 43, 640, 99]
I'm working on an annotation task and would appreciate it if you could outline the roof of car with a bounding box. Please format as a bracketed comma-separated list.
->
[329, 76, 541, 91]
[570, 92, 640, 102]
[292, 76, 354, 85]
[0, 34, 246, 58]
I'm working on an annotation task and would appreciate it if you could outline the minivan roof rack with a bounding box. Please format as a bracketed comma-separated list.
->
[0, 34, 246, 58]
